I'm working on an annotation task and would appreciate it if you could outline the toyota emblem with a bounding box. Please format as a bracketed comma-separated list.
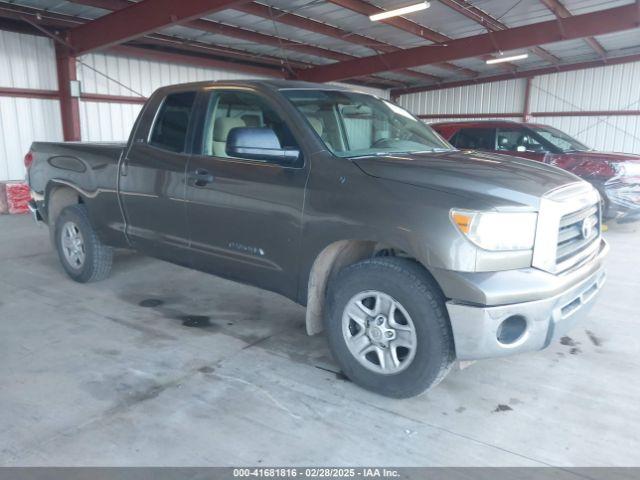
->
[581, 217, 595, 239]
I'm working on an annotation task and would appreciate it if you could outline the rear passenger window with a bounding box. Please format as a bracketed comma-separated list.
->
[149, 91, 196, 153]
[450, 128, 496, 150]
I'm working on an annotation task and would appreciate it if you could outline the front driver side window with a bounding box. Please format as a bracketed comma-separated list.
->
[202, 90, 299, 162]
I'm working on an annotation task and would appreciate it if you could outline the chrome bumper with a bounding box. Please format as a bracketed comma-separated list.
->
[447, 239, 608, 360]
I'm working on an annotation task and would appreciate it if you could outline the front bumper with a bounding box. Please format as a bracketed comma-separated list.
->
[446, 239, 608, 360]
[603, 177, 640, 222]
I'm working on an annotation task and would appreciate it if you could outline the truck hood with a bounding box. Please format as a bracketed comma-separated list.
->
[559, 150, 640, 163]
[352, 150, 579, 209]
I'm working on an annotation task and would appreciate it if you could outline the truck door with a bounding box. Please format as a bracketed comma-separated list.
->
[185, 88, 308, 298]
[119, 90, 196, 266]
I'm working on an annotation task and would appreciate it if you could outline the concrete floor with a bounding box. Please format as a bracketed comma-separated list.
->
[1, 214, 639, 467]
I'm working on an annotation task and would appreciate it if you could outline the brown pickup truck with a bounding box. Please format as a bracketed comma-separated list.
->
[26, 80, 607, 397]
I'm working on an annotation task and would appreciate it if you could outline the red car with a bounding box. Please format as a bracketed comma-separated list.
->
[432, 120, 640, 221]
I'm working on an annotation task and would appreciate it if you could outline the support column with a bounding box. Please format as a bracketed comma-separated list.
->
[523, 76, 533, 122]
[55, 44, 81, 141]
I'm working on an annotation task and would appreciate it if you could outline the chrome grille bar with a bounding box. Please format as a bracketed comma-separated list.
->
[532, 182, 602, 274]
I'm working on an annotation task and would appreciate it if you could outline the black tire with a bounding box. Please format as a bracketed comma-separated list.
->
[325, 257, 455, 398]
[54, 204, 113, 283]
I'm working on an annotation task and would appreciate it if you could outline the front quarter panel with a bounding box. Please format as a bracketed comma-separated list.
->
[298, 151, 489, 302]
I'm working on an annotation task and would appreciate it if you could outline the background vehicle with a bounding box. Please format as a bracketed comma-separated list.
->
[432, 120, 640, 221]
[26, 81, 607, 398]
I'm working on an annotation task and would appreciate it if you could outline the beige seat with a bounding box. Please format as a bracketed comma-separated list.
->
[307, 116, 324, 137]
[307, 116, 335, 150]
[212, 117, 246, 157]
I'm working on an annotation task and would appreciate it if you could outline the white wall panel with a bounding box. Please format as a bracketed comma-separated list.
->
[0, 30, 57, 90]
[0, 97, 62, 181]
[398, 61, 640, 154]
[76, 53, 389, 142]
[398, 79, 526, 116]
[534, 116, 640, 154]
[79, 102, 143, 143]
[76, 52, 270, 142]
[530, 62, 640, 113]
[77, 52, 264, 98]
[0, 31, 61, 181]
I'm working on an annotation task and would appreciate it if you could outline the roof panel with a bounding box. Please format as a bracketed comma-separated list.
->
[4, 0, 639, 89]
[469, 0, 555, 28]
[594, 29, 640, 52]
[206, 10, 372, 57]
[368, 0, 487, 39]
[264, 0, 428, 48]
[11, 0, 106, 19]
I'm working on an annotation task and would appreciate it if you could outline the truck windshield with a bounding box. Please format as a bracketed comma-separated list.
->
[281, 89, 453, 158]
[529, 125, 590, 153]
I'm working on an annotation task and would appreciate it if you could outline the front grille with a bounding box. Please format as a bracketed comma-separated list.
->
[555, 203, 600, 270]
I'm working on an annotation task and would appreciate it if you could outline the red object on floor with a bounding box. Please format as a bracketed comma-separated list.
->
[5, 182, 31, 214]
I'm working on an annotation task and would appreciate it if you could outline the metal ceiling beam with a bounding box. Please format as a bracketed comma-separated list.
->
[64, 0, 407, 87]
[326, 0, 514, 74]
[0, 2, 295, 73]
[233, 2, 442, 83]
[297, 4, 640, 83]
[65, 0, 252, 55]
[0, 2, 403, 89]
[539, 0, 607, 58]
[391, 51, 640, 97]
[109, 44, 285, 77]
[187, 19, 353, 62]
[438, 0, 560, 65]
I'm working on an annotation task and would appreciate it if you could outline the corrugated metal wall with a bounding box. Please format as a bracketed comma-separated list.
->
[3, 28, 639, 180]
[399, 79, 526, 117]
[398, 62, 640, 154]
[0, 29, 390, 181]
[530, 64, 640, 153]
[0, 30, 61, 181]
[77, 52, 266, 143]
[75, 55, 389, 143]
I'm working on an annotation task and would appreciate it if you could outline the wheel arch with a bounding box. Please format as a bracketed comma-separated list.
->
[304, 238, 442, 336]
[45, 182, 85, 242]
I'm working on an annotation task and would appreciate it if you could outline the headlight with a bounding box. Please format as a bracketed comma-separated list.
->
[450, 209, 537, 251]
[618, 162, 640, 177]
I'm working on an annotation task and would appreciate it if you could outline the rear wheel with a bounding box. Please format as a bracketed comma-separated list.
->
[54, 204, 113, 283]
[325, 257, 455, 398]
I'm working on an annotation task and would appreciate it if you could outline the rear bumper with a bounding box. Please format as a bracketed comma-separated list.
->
[446, 239, 608, 360]
[27, 199, 43, 224]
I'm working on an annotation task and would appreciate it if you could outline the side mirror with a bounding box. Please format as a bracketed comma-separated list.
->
[226, 127, 300, 164]
[516, 145, 527, 152]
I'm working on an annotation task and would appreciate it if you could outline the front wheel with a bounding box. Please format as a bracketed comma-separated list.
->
[54, 204, 113, 283]
[325, 257, 455, 398]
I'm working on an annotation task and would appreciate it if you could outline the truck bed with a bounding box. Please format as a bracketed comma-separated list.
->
[28, 141, 125, 196]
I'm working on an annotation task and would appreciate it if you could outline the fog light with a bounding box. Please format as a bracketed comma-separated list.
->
[496, 315, 527, 345]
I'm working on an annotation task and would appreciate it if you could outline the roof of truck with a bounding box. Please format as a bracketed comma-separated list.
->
[431, 120, 549, 128]
[154, 79, 368, 94]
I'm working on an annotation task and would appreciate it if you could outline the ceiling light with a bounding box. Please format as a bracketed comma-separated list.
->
[369, 2, 430, 21]
[486, 53, 529, 64]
